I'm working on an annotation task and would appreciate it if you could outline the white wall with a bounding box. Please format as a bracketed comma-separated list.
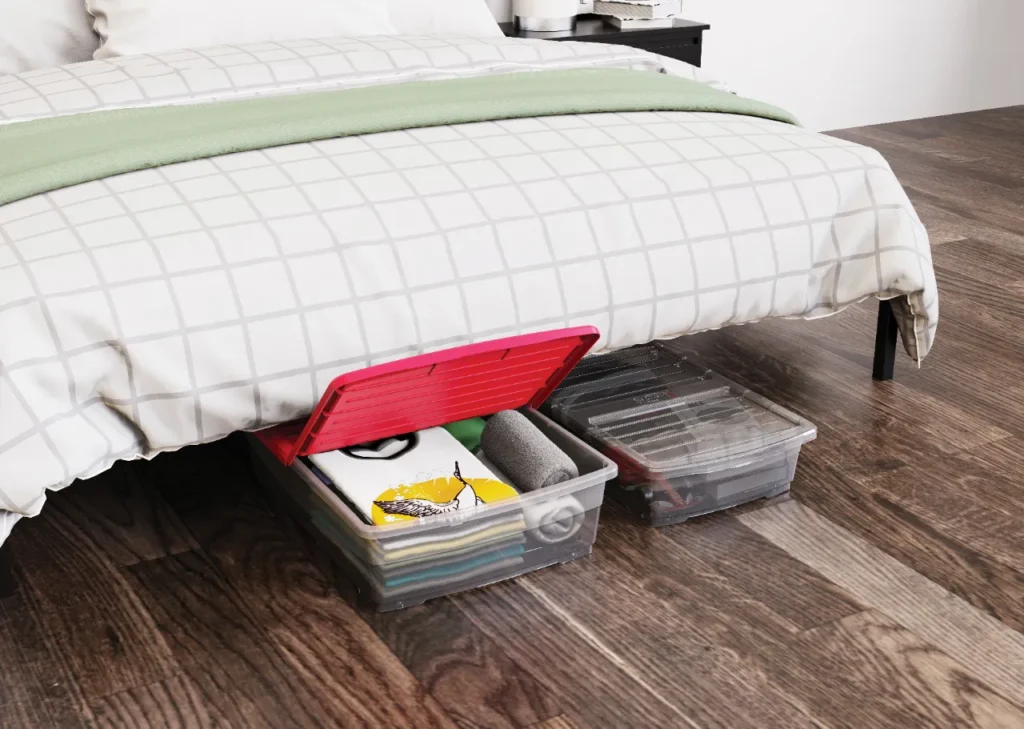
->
[487, 0, 1024, 131]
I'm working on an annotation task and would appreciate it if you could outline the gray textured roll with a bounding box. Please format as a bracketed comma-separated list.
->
[481, 410, 579, 491]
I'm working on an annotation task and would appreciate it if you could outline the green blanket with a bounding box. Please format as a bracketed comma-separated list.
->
[0, 68, 797, 208]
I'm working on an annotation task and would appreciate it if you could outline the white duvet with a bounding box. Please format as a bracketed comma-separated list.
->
[0, 35, 937, 545]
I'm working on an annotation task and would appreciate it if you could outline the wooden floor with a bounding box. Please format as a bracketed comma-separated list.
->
[3, 107, 1024, 729]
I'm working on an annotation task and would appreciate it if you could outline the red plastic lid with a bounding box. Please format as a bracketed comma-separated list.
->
[255, 327, 600, 465]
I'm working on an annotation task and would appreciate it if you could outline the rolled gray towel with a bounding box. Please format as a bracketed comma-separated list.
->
[481, 410, 579, 491]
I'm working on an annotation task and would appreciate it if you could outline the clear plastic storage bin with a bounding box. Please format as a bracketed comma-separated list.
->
[543, 343, 816, 526]
[248, 328, 617, 611]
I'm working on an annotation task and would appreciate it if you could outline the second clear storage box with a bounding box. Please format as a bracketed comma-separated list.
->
[543, 342, 816, 526]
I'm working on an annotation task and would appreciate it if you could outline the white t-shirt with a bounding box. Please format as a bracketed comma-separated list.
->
[310, 427, 517, 526]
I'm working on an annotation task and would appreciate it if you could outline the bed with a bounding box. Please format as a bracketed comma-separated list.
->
[0, 33, 937, 549]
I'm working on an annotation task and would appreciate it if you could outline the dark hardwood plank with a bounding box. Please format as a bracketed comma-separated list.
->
[902, 441, 1024, 521]
[841, 107, 1024, 159]
[830, 121, 1024, 239]
[864, 458, 1024, 574]
[454, 577, 709, 729]
[948, 111, 1024, 157]
[456, 511, 843, 729]
[904, 184, 1024, 251]
[740, 501, 1024, 708]
[906, 190, 1024, 249]
[936, 265, 1024, 326]
[854, 116, 947, 141]
[44, 460, 198, 567]
[903, 178, 1024, 242]
[0, 590, 95, 729]
[9, 499, 180, 700]
[932, 237, 1024, 287]
[651, 511, 862, 631]
[832, 133, 1024, 217]
[760, 610, 1024, 729]
[365, 599, 562, 729]
[527, 716, 586, 729]
[130, 549, 418, 729]
[791, 451, 1024, 633]
[148, 440, 462, 729]
[957, 436, 1024, 481]
[275, 519, 558, 729]
[89, 673, 235, 729]
[833, 125, 1024, 191]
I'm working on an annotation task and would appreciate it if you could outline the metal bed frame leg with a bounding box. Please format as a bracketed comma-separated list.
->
[873, 300, 898, 381]
[0, 544, 15, 598]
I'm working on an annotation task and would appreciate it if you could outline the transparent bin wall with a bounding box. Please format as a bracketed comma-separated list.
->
[543, 343, 816, 527]
[609, 442, 804, 527]
[248, 409, 616, 611]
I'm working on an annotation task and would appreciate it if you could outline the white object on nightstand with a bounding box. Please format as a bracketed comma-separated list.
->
[593, 0, 681, 30]
[594, 0, 681, 19]
[513, 0, 579, 31]
[578, 0, 594, 12]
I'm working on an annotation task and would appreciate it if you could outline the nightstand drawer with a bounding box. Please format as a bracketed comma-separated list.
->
[581, 34, 704, 67]
[500, 16, 710, 68]
[631, 38, 703, 68]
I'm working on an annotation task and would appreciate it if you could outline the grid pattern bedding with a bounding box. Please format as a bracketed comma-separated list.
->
[0, 36, 937, 545]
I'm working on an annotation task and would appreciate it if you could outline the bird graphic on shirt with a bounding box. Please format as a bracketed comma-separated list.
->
[373, 461, 485, 518]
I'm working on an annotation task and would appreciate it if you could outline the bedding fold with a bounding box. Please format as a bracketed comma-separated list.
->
[0, 69, 795, 208]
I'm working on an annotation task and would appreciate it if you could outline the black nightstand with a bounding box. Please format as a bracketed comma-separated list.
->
[499, 15, 709, 68]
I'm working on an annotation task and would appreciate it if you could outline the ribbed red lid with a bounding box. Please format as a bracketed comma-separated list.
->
[255, 327, 599, 465]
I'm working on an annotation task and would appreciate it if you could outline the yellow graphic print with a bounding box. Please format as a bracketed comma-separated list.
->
[371, 462, 517, 525]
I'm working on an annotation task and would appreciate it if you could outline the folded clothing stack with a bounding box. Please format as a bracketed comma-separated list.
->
[593, 0, 681, 29]
[302, 413, 587, 601]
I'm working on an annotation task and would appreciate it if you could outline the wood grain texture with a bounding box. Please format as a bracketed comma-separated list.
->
[454, 576, 708, 729]
[127, 551, 332, 729]
[148, 439, 461, 729]
[365, 599, 562, 729]
[9, 496, 180, 700]
[793, 452, 1024, 634]
[456, 509, 840, 729]
[865, 458, 1024, 572]
[44, 460, 198, 568]
[89, 674, 235, 729]
[761, 610, 1024, 729]
[528, 716, 585, 729]
[0, 590, 95, 729]
[2, 107, 1024, 729]
[649, 509, 862, 632]
[739, 501, 1024, 708]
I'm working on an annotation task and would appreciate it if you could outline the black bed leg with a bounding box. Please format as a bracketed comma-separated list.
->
[872, 300, 898, 381]
[0, 545, 15, 598]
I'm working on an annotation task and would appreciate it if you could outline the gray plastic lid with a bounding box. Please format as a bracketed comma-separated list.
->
[544, 343, 817, 477]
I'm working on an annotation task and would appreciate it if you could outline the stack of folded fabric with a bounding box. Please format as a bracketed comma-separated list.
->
[593, 0, 681, 29]
[301, 414, 585, 603]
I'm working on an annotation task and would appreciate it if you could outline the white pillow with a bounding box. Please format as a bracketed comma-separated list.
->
[386, 0, 504, 37]
[0, 0, 99, 74]
[85, 0, 399, 59]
